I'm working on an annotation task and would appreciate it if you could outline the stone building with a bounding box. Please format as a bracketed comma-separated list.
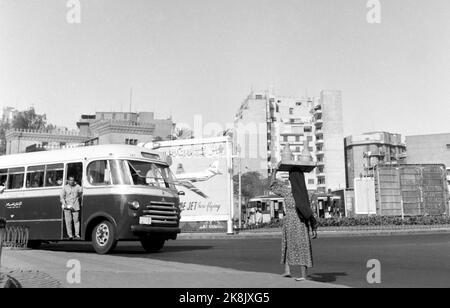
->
[5, 111, 174, 154]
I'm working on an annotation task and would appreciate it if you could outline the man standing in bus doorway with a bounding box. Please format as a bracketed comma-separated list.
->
[60, 176, 83, 239]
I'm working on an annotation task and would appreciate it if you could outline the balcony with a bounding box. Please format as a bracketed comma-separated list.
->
[316, 139, 324, 145]
[314, 119, 323, 127]
[317, 161, 325, 166]
[315, 129, 323, 137]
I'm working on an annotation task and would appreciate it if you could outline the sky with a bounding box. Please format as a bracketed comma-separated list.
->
[0, 0, 449, 137]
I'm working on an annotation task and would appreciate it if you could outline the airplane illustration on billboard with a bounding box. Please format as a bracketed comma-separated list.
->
[174, 161, 221, 199]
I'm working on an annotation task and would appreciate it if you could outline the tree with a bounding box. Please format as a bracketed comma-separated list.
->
[0, 107, 54, 155]
[0, 121, 10, 155]
[11, 107, 48, 130]
[233, 171, 269, 202]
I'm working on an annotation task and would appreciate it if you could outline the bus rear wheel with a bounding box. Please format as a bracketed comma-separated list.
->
[91, 221, 117, 254]
[140, 238, 165, 253]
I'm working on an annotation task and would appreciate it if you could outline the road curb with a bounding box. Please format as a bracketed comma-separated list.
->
[178, 228, 450, 240]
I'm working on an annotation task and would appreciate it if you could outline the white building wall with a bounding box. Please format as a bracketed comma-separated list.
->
[321, 90, 346, 191]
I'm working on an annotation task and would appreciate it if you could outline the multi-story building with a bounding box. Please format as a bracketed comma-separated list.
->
[315, 90, 346, 192]
[405, 133, 450, 189]
[234, 89, 345, 192]
[5, 111, 174, 154]
[344, 132, 407, 189]
[234, 92, 270, 178]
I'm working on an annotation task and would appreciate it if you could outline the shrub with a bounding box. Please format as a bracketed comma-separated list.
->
[239, 215, 450, 230]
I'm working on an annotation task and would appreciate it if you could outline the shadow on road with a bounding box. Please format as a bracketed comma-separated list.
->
[39, 242, 214, 255]
[308, 272, 348, 283]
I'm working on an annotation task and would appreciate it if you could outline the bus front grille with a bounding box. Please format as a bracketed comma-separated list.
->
[143, 201, 179, 225]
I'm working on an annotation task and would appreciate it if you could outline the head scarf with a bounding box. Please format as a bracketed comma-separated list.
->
[289, 170, 314, 220]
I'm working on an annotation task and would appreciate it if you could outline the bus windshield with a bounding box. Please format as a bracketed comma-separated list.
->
[127, 160, 176, 190]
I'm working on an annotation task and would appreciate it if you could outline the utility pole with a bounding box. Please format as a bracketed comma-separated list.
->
[238, 147, 242, 230]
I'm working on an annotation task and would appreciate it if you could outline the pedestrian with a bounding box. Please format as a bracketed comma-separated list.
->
[255, 209, 263, 226]
[270, 171, 318, 281]
[60, 176, 83, 239]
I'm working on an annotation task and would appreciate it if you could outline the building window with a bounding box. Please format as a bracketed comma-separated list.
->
[295, 147, 301, 153]
[289, 108, 294, 115]
[283, 136, 288, 142]
[125, 139, 138, 145]
[304, 126, 312, 133]
[295, 136, 300, 142]
[308, 179, 315, 185]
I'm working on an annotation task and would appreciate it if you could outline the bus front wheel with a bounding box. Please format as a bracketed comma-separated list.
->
[140, 238, 165, 253]
[92, 221, 117, 254]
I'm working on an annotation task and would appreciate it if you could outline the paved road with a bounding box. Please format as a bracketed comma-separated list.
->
[5, 233, 450, 287]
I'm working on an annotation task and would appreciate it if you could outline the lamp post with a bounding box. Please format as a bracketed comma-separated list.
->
[235, 145, 243, 230]
[238, 155, 242, 230]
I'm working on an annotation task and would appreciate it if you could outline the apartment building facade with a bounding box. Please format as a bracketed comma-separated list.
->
[234, 89, 345, 192]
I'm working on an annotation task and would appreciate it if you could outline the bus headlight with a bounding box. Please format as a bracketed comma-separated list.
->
[128, 201, 140, 210]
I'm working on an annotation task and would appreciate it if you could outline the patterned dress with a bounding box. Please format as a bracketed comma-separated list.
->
[271, 181, 313, 268]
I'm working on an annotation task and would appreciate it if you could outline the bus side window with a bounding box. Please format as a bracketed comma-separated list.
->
[0, 169, 8, 187]
[0, 169, 7, 193]
[7, 167, 25, 190]
[26, 165, 45, 188]
[87, 160, 111, 186]
[46, 164, 64, 187]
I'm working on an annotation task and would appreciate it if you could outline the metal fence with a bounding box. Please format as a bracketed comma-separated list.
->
[0, 219, 29, 254]
[374, 164, 449, 217]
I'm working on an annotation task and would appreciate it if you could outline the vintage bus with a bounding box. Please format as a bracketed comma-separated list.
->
[0, 145, 183, 254]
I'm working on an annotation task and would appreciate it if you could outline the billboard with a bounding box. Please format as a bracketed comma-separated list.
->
[354, 177, 377, 215]
[156, 137, 233, 232]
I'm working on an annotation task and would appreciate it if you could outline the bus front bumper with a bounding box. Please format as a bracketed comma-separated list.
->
[130, 225, 181, 237]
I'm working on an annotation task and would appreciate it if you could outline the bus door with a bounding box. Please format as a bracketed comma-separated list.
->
[62, 162, 84, 239]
